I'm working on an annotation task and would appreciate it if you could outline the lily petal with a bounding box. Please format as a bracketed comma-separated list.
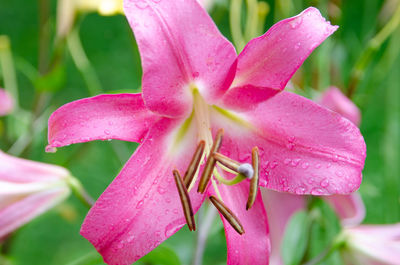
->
[344, 224, 400, 265]
[124, 0, 237, 117]
[0, 151, 70, 183]
[223, 7, 337, 110]
[0, 188, 70, 238]
[47, 93, 158, 151]
[213, 91, 366, 195]
[261, 189, 305, 265]
[81, 118, 206, 265]
[211, 182, 270, 265]
[325, 193, 365, 227]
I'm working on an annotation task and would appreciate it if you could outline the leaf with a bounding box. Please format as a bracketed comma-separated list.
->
[306, 198, 343, 265]
[140, 245, 182, 265]
[281, 210, 311, 265]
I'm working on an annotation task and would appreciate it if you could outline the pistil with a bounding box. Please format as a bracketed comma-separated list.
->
[173, 169, 196, 231]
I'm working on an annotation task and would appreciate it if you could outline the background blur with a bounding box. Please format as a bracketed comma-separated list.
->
[0, 0, 399, 264]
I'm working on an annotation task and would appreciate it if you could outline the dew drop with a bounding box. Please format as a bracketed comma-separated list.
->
[164, 220, 182, 237]
[320, 178, 329, 188]
[104, 129, 111, 135]
[311, 188, 324, 195]
[135, 0, 149, 9]
[335, 171, 344, 177]
[294, 42, 301, 50]
[301, 162, 310, 169]
[136, 200, 144, 209]
[295, 186, 306, 194]
[291, 158, 301, 167]
[157, 186, 166, 194]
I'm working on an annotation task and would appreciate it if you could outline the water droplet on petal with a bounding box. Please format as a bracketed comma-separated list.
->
[320, 178, 329, 188]
[136, 200, 144, 209]
[157, 186, 166, 194]
[104, 129, 111, 135]
[164, 220, 183, 237]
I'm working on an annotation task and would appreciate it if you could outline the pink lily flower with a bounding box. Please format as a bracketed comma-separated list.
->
[319, 86, 361, 126]
[342, 224, 400, 265]
[263, 86, 365, 264]
[47, 1, 366, 264]
[0, 151, 70, 238]
[0, 88, 14, 117]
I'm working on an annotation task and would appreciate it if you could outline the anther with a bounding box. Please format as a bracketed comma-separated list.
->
[198, 129, 224, 194]
[213, 152, 240, 172]
[209, 196, 245, 235]
[173, 169, 196, 231]
[246, 147, 259, 210]
[184, 140, 205, 189]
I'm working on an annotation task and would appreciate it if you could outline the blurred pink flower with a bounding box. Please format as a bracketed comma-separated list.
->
[342, 224, 400, 265]
[0, 89, 14, 116]
[319, 86, 361, 126]
[47, 1, 366, 264]
[0, 151, 70, 238]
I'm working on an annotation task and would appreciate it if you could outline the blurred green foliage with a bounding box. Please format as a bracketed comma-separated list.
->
[0, 0, 399, 264]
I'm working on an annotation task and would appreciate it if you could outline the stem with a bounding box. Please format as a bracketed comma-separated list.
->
[67, 176, 95, 208]
[256, 2, 269, 36]
[7, 107, 53, 156]
[230, 0, 246, 51]
[347, 3, 400, 98]
[0, 36, 19, 108]
[244, 0, 258, 41]
[192, 206, 217, 265]
[67, 28, 102, 95]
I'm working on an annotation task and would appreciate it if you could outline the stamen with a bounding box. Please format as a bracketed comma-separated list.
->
[197, 129, 224, 193]
[209, 195, 245, 235]
[173, 169, 196, 231]
[246, 147, 259, 210]
[213, 152, 240, 172]
[184, 140, 206, 189]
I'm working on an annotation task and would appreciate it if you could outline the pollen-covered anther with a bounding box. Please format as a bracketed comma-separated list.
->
[184, 140, 205, 189]
[197, 129, 224, 194]
[246, 147, 260, 210]
[213, 152, 240, 172]
[209, 196, 245, 235]
[173, 169, 196, 231]
[238, 163, 254, 179]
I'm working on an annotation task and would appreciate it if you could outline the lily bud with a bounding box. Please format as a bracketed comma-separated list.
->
[0, 89, 14, 117]
[0, 151, 71, 238]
